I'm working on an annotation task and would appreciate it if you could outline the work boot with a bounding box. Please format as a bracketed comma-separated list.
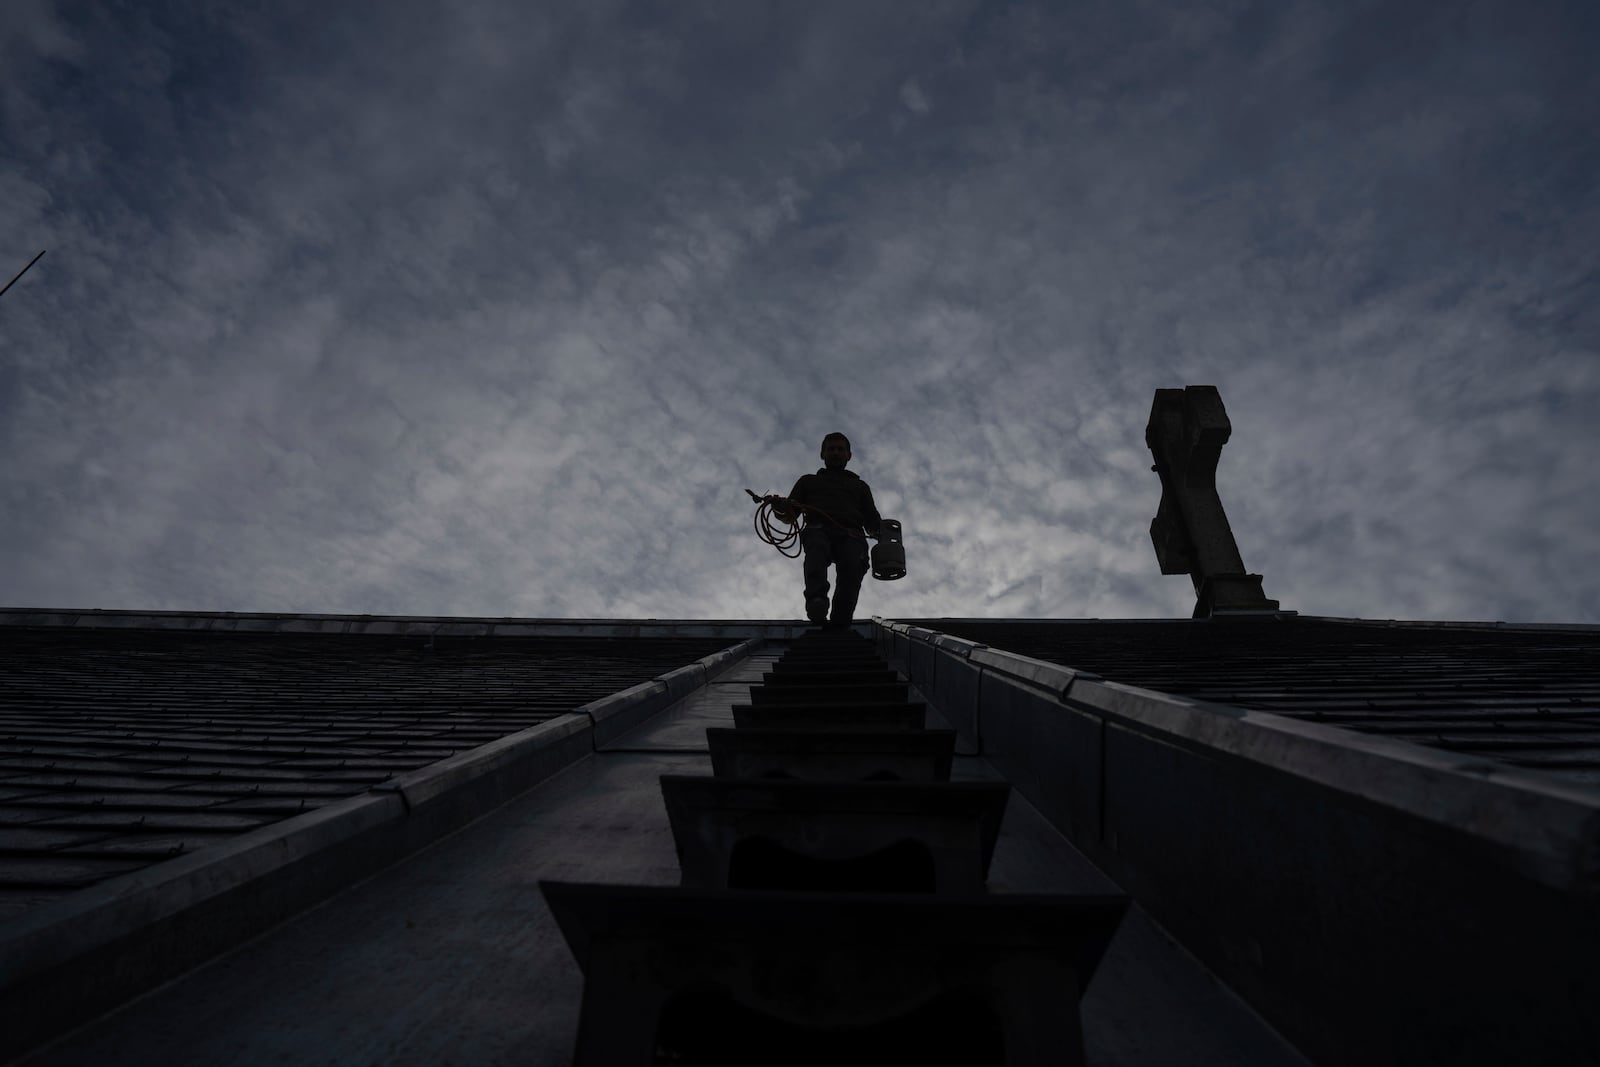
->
[806, 597, 829, 624]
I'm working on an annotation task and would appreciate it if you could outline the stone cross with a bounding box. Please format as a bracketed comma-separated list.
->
[1146, 386, 1279, 617]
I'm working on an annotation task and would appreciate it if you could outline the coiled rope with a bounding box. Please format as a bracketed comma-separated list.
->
[745, 489, 867, 558]
[749, 494, 803, 557]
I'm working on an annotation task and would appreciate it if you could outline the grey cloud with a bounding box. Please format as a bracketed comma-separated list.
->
[1, 0, 1595, 623]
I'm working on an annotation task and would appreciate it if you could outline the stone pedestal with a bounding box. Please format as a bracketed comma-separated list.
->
[541, 882, 1127, 1067]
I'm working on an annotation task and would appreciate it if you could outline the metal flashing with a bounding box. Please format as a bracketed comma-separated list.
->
[876, 617, 1600, 1066]
[898, 616, 1600, 792]
[1068, 678, 1600, 892]
[372, 715, 593, 812]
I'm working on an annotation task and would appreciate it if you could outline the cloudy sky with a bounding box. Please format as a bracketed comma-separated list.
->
[2, 0, 1596, 624]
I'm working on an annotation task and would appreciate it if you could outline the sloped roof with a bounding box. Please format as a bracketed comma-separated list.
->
[3, 607, 1596, 1065]
[0, 614, 742, 920]
[907, 615, 1600, 790]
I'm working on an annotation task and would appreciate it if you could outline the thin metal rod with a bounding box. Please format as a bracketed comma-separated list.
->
[0, 250, 46, 300]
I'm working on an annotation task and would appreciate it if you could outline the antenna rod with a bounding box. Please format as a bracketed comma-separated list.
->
[0, 250, 46, 300]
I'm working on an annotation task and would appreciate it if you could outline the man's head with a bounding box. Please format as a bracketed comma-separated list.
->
[820, 432, 852, 470]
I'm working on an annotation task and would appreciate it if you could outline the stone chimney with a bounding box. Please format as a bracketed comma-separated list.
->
[1146, 386, 1280, 617]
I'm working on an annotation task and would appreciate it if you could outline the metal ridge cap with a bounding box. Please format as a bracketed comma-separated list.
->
[884, 616, 1187, 625]
[14, 609, 1596, 633]
[577, 638, 763, 730]
[1292, 614, 1600, 634]
[883, 614, 1600, 632]
[931, 632, 985, 656]
[0, 609, 819, 638]
[0, 608, 810, 623]
[878, 619, 1098, 694]
[577, 679, 669, 721]
[372, 714, 592, 810]
[691, 636, 765, 679]
[1070, 677, 1600, 893]
[967, 645, 1100, 698]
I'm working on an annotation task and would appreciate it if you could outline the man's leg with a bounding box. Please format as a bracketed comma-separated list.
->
[801, 528, 834, 624]
[828, 534, 870, 625]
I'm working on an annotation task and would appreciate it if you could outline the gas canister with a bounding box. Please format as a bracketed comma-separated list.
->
[870, 520, 905, 581]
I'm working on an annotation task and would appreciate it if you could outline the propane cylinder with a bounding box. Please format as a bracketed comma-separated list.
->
[870, 519, 906, 581]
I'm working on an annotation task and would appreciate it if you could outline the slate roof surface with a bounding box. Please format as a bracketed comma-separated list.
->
[0, 625, 738, 921]
[909, 616, 1600, 790]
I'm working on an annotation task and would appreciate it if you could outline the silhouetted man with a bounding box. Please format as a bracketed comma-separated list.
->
[770, 432, 882, 628]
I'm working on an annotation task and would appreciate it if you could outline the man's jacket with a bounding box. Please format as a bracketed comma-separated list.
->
[787, 468, 882, 535]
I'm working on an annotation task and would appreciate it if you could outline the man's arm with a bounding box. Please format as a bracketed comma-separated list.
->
[859, 482, 882, 536]
[771, 475, 809, 524]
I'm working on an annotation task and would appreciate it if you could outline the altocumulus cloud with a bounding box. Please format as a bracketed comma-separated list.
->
[1, 0, 1596, 622]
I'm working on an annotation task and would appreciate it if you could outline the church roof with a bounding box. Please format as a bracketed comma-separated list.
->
[0, 611, 760, 921]
[2, 607, 1594, 1064]
[909, 614, 1600, 789]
